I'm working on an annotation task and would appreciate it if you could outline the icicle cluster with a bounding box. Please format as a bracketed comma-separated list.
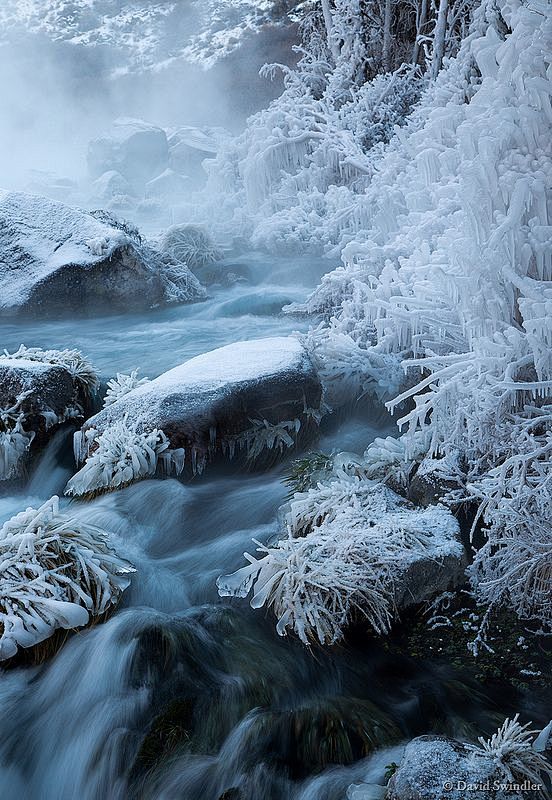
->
[0, 496, 134, 660]
[66, 418, 174, 497]
[218, 480, 461, 644]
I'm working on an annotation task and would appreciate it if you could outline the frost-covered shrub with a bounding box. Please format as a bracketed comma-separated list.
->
[470, 715, 552, 794]
[0, 496, 133, 660]
[158, 224, 221, 269]
[218, 480, 461, 644]
[275, 3, 551, 629]
[103, 370, 150, 408]
[66, 417, 172, 497]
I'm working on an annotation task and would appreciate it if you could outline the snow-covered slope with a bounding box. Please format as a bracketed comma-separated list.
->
[0, 0, 301, 72]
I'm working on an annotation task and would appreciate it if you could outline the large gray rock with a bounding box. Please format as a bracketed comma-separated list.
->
[87, 118, 169, 184]
[67, 337, 322, 496]
[0, 192, 204, 314]
[386, 735, 544, 800]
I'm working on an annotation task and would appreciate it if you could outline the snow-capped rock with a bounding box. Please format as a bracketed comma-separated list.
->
[66, 337, 322, 496]
[145, 168, 191, 200]
[167, 126, 219, 183]
[90, 170, 135, 203]
[0, 346, 98, 480]
[386, 725, 552, 800]
[87, 118, 169, 184]
[0, 191, 204, 313]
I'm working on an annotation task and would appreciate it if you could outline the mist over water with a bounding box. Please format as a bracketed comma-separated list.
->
[0, 5, 296, 190]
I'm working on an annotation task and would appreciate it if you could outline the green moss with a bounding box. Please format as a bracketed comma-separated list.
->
[386, 597, 552, 692]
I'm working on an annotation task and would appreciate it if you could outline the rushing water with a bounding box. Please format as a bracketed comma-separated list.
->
[0, 252, 538, 800]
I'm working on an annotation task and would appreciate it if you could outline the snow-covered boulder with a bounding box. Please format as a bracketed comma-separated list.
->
[386, 718, 552, 800]
[66, 337, 322, 497]
[0, 496, 133, 661]
[167, 126, 219, 183]
[0, 346, 98, 481]
[145, 169, 190, 200]
[87, 118, 169, 184]
[0, 192, 205, 313]
[90, 170, 135, 203]
[218, 481, 465, 645]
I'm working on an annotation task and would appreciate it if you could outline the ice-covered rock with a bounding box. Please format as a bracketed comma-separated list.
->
[66, 337, 322, 496]
[218, 481, 465, 645]
[0, 191, 204, 313]
[0, 346, 98, 480]
[90, 170, 135, 203]
[145, 168, 191, 200]
[386, 724, 552, 800]
[168, 126, 219, 183]
[87, 118, 169, 184]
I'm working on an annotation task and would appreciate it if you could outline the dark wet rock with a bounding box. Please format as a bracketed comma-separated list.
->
[67, 337, 322, 495]
[231, 699, 401, 780]
[87, 118, 169, 184]
[0, 191, 204, 314]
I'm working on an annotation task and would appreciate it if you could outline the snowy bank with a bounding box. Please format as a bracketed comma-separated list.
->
[0, 496, 133, 661]
[0, 192, 205, 314]
[0, 346, 98, 481]
[66, 337, 322, 497]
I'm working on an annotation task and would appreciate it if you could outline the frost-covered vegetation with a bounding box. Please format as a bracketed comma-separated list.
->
[218, 476, 462, 644]
[158, 224, 222, 270]
[67, 417, 174, 498]
[210, 0, 552, 637]
[0, 496, 133, 660]
[103, 370, 150, 408]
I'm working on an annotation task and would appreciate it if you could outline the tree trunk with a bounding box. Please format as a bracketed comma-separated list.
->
[431, 0, 449, 78]
[382, 0, 393, 72]
[412, 0, 428, 65]
[321, 0, 341, 61]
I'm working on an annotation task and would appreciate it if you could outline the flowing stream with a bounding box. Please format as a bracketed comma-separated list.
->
[0, 252, 538, 799]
